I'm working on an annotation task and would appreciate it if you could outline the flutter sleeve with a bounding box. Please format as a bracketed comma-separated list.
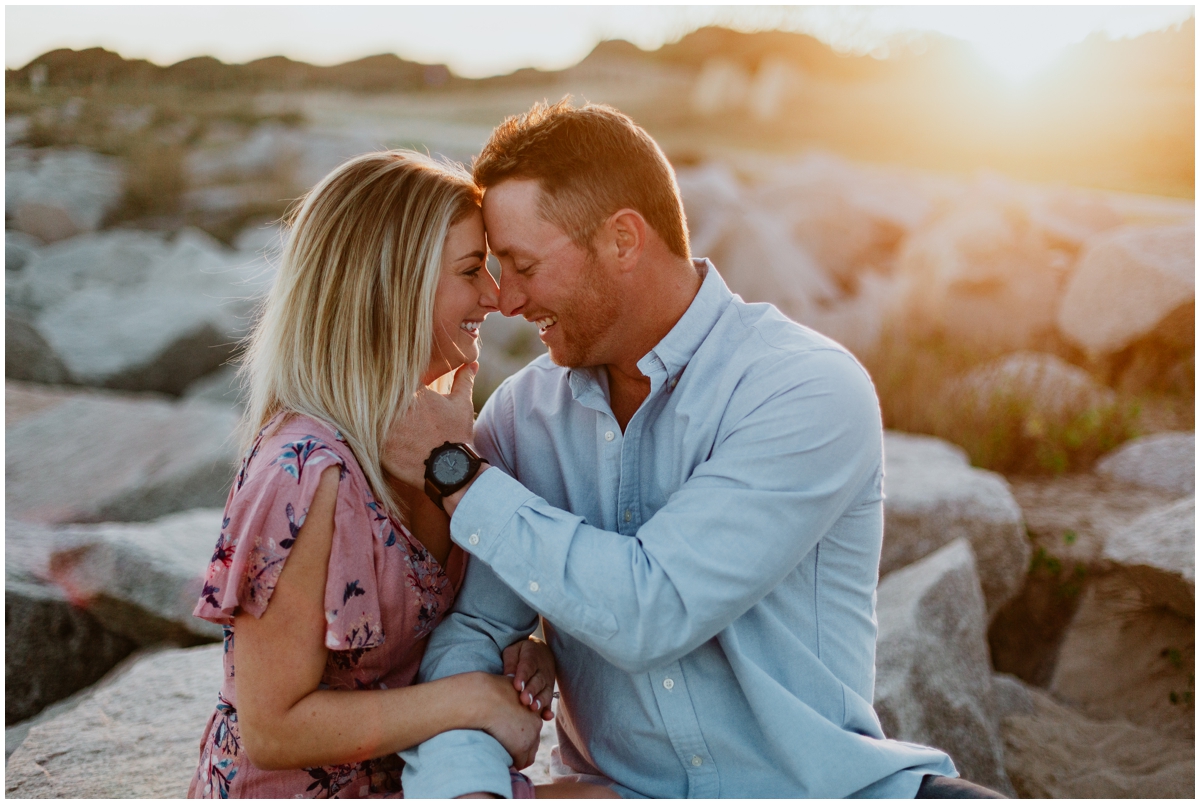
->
[193, 433, 386, 652]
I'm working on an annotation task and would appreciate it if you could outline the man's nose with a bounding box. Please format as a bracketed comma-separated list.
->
[497, 276, 526, 318]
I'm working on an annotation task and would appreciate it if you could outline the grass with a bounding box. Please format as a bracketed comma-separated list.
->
[863, 328, 1144, 475]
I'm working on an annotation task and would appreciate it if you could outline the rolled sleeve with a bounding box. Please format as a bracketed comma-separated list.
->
[400, 730, 516, 798]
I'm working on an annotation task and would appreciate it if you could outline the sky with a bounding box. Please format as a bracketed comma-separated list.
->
[5, 5, 1196, 83]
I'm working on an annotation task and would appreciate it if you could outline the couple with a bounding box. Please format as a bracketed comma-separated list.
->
[189, 100, 991, 799]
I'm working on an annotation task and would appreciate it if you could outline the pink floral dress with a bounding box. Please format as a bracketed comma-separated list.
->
[188, 413, 529, 799]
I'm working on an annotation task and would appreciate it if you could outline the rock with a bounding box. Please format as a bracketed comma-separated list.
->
[1102, 497, 1194, 617]
[1095, 431, 1195, 496]
[181, 181, 281, 215]
[882, 432, 1029, 616]
[5, 644, 224, 798]
[475, 313, 547, 405]
[185, 122, 304, 185]
[6, 230, 42, 271]
[706, 209, 840, 320]
[5, 573, 138, 724]
[1001, 684, 1194, 798]
[989, 674, 1035, 720]
[5, 147, 125, 242]
[945, 352, 1116, 423]
[10, 228, 272, 394]
[747, 152, 925, 290]
[1027, 187, 1123, 250]
[183, 364, 246, 410]
[894, 190, 1075, 351]
[4, 380, 79, 426]
[991, 473, 1177, 686]
[233, 219, 288, 256]
[1057, 223, 1195, 357]
[6, 388, 239, 524]
[1050, 572, 1194, 740]
[6, 510, 225, 645]
[875, 539, 1015, 796]
[5, 310, 69, 383]
[676, 161, 743, 259]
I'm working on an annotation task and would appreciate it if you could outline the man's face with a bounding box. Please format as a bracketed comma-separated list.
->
[482, 179, 621, 368]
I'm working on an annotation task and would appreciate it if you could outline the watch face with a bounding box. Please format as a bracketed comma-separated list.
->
[432, 448, 470, 484]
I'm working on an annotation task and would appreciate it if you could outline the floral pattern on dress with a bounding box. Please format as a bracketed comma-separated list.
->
[405, 542, 451, 637]
[189, 413, 464, 799]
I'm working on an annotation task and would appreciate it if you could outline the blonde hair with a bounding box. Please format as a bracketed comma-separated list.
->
[239, 150, 481, 519]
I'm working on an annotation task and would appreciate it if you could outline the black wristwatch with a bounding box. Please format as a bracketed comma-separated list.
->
[423, 441, 485, 512]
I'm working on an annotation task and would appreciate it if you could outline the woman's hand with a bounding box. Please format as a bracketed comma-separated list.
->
[473, 672, 543, 769]
[502, 637, 556, 720]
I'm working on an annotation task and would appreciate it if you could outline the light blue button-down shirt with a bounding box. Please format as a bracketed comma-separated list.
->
[400, 262, 955, 798]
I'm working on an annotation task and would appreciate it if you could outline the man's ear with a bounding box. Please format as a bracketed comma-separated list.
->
[607, 209, 646, 273]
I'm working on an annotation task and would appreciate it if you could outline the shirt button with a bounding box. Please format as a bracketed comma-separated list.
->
[624, 509, 632, 523]
[604, 430, 615, 442]
[691, 755, 703, 767]
[663, 678, 674, 690]
[528, 581, 539, 593]
[468, 533, 479, 546]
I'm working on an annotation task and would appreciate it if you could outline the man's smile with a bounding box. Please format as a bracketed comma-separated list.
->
[528, 314, 558, 335]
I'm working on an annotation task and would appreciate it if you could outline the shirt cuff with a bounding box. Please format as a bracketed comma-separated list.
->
[399, 729, 515, 798]
[451, 466, 536, 562]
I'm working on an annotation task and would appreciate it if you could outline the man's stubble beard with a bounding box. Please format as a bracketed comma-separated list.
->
[547, 253, 622, 369]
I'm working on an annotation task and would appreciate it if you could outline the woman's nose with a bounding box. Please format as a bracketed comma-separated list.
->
[478, 269, 500, 312]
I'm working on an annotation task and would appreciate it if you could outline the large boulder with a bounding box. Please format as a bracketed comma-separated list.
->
[945, 351, 1116, 424]
[5, 574, 136, 724]
[6, 388, 239, 524]
[475, 313, 546, 405]
[5, 309, 69, 383]
[1001, 681, 1194, 798]
[6, 510, 225, 645]
[992, 473, 1177, 686]
[5, 644, 223, 798]
[1057, 223, 1195, 357]
[893, 186, 1075, 351]
[1102, 497, 1194, 618]
[6, 230, 42, 271]
[874, 539, 1015, 796]
[1050, 569, 1194, 740]
[1094, 431, 1195, 496]
[882, 432, 1029, 616]
[7, 228, 273, 393]
[5, 147, 125, 242]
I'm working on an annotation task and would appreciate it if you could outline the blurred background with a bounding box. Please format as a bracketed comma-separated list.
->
[5, 5, 1195, 799]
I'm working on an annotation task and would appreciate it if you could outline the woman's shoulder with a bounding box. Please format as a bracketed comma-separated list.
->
[240, 412, 363, 490]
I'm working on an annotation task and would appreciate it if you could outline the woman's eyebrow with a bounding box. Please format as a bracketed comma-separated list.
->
[456, 250, 487, 261]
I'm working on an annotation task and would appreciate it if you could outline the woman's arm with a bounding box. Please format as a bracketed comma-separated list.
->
[234, 466, 542, 771]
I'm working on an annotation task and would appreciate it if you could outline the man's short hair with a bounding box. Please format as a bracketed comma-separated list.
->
[472, 98, 690, 260]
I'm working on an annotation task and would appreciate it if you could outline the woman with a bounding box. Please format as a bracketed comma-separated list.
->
[188, 151, 584, 798]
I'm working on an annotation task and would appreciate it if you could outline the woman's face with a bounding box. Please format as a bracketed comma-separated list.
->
[424, 208, 498, 384]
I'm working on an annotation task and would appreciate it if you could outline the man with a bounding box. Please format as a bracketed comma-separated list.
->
[384, 100, 991, 798]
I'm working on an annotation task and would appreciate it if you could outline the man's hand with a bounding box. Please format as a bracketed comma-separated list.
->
[502, 636, 556, 721]
[382, 362, 478, 489]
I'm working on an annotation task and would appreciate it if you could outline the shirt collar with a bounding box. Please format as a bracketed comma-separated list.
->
[638, 258, 730, 379]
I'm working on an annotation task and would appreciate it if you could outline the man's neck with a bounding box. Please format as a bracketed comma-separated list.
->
[603, 256, 702, 431]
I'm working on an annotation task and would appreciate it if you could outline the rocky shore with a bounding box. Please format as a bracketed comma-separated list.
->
[5, 49, 1194, 796]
